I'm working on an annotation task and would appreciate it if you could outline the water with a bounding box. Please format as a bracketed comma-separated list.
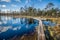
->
[42, 20, 56, 26]
[0, 16, 39, 40]
[0, 16, 56, 40]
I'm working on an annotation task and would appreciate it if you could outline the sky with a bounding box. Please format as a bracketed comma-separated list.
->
[0, 0, 60, 12]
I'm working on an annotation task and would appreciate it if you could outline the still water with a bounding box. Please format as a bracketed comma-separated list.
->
[0, 16, 39, 40]
[0, 16, 56, 40]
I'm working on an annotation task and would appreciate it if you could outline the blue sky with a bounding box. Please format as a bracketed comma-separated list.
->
[0, 0, 60, 11]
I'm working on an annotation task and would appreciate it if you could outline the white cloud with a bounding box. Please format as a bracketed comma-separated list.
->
[13, 27, 21, 31]
[26, 25, 29, 28]
[0, 26, 12, 33]
[15, 0, 21, 2]
[11, 4, 17, 7]
[0, 22, 2, 25]
[18, 27, 21, 29]
[3, 21, 7, 24]
[1, 5, 6, 8]
[1, 0, 10, 2]
[25, 0, 31, 4]
[13, 27, 17, 30]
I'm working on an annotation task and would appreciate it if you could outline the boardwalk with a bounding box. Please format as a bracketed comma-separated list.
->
[33, 18, 46, 40]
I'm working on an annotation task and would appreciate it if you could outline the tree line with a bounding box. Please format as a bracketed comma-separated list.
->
[19, 3, 60, 17]
[0, 3, 60, 17]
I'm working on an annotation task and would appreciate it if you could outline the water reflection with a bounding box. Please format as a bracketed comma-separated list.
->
[42, 20, 56, 26]
[0, 16, 39, 40]
[0, 16, 57, 40]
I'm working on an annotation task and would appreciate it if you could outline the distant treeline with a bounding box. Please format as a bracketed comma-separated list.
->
[0, 3, 60, 17]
